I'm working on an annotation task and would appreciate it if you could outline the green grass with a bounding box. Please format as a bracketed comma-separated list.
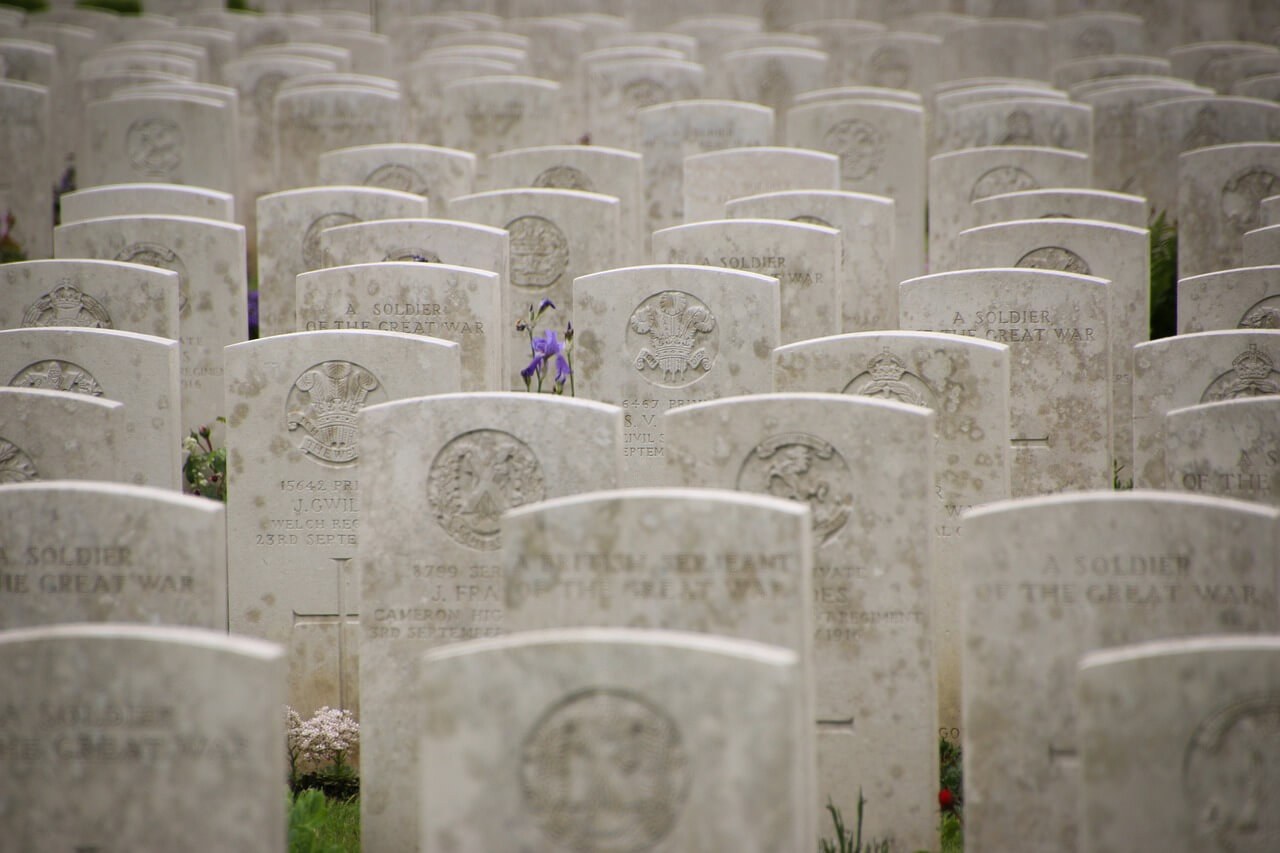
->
[288, 790, 359, 853]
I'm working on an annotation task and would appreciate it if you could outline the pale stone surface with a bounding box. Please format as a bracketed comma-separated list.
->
[60, 182, 235, 223]
[637, 100, 774, 237]
[1170, 42, 1280, 93]
[0, 624, 285, 852]
[484, 145, 645, 264]
[1178, 264, 1280, 333]
[1047, 12, 1145, 66]
[403, 57, 519, 146]
[937, 97, 1093, 155]
[52, 214, 245, 444]
[682, 146, 839, 224]
[0, 328, 180, 490]
[723, 46, 827, 119]
[357, 393, 623, 853]
[225, 329, 461, 717]
[1243, 224, 1280, 266]
[959, 492, 1280, 853]
[843, 32, 943, 94]
[0, 80, 51, 260]
[785, 99, 927, 285]
[653, 218, 840, 345]
[726, 190, 895, 331]
[1265, 194, 1280, 226]
[941, 19, 1050, 81]
[953, 218, 1148, 482]
[662, 392, 937, 849]
[448, 188, 621, 388]
[1166, 396, 1280, 506]
[972, 188, 1148, 228]
[793, 86, 922, 106]
[297, 262, 500, 392]
[417, 629, 810, 853]
[1178, 143, 1280, 279]
[900, 268, 1111, 495]
[582, 58, 704, 151]
[1052, 55, 1173, 91]
[928, 146, 1091, 271]
[0, 481, 226, 628]
[255, 186, 428, 338]
[773, 331, 1010, 741]
[792, 19, 885, 87]
[0, 38, 59, 90]
[272, 85, 402, 191]
[316, 143, 475, 211]
[0, 259, 180, 340]
[0, 387, 124, 483]
[572, 265, 778, 487]
[1134, 330, 1280, 491]
[1078, 636, 1280, 853]
[439, 76, 563, 176]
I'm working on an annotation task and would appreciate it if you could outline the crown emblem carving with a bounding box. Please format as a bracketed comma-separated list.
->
[631, 291, 717, 385]
[287, 362, 379, 464]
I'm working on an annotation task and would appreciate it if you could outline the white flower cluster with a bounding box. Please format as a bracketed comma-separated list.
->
[286, 705, 360, 769]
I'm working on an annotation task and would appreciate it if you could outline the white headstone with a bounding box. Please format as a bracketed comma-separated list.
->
[681, 146, 839, 224]
[1178, 143, 1280, 279]
[0, 258, 180, 340]
[0, 386, 125, 483]
[1165, 396, 1280, 506]
[316, 143, 475, 212]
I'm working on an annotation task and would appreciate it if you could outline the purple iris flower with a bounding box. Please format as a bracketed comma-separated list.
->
[522, 329, 571, 385]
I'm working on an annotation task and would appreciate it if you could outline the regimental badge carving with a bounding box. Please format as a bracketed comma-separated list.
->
[533, 165, 595, 192]
[285, 361, 383, 465]
[0, 438, 38, 483]
[520, 688, 689, 853]
[10, 360, 104, 396]
[1015, 246, 1092, 276]
[427, 429, 545, 550]
[365, 163, 428, 196]
[869, 46, 910, 89]
[302, 212, 359, 270]
[383, 247, 442, 263]
[1201, 343, 1280, 401]
[507, 215, 570, 288]
[970, 166, 1039, 202]
[1181, 694, 1280, 852]
[823, 118, 884, 182]
[737, 432, 853, 545]
[997, 110, 1036, 146]
[627, 291, 718, 388]
[22, 280, 113, 328]
[843, 349, 936, 408]
[1239, 296, 1280, 330]
[1221, 167, 1280, 233]
[115, 242, 189, 316]
[622, 77, 672, 110]
[791, 214, 834, 229]
[1183, 106, 1223, 152]
[126, 117, 183, 179]
[1074, 26, 1116, 56]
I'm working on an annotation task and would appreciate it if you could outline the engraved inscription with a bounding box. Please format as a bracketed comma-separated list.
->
[915, 308, 1097, 344]
[970, 166, 1039, 202]
[507, 215, 570, 288]
[302, 212, 359, 270]
[1015, 246, 1092, 276]
[115, 242, 189, 317]
[628, 291, 717, 388]
[823, 118, 884, 182]
[466, 99, 523, 137]
[22, 281, 113, 329]
[0, 438, 38, 483]
[11, 360, 104, 397]
[622, 77, 672, 110]
[126, 117, 182, 178]
[285, 362, 383, 465]
[1182, 694, 1280, 852]
[843, 349, 936, 408]
[520, 688, 689, 853]
[533, 165, 595, 192]
[869, 46, 909, 89]
[382, 247, 442, 263]
[1201, 343, 1280, 401]
[1221, 167, 1280, 233]
[1239, 296, 1280, 330]
[427, 430, 545, 551]
[996, 110, 1035, 146]
[364, 163, 427, 196]
[737, 433, 853, 546]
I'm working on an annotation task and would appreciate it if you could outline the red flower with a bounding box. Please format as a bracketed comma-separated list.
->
[939, 788, 955, 811]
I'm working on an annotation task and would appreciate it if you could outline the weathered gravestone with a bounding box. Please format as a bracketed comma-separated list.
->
[1048, 11, 1146, 65]
[59, 182, 235, 223]
[1243, 224, 1280, 266]
[1165, 396, 1280, 506]
[662, 392, 939, 850]
[572, 265, 779, 487]
[417, 629, 811, 853]
[1133, 330, 1280, 490]
[440, 76, 563, 178]
[844, 32, 943, 94]
[357, 393, 623, 853]
[971, 188, 1148, 229]
[1177, 264, 1280, 333]
[53, 214, 247, 445]
[725, 189, 895, 332]
[1078, 636, 1280, 853]
[0, 387, 124, 483]
[937, 97, 1093, 156]
[316, 143, 475, 211]
[403, 56, 519, 146]
[773, 331, 1011, 743]
[582, 57, 705, 151]
[941, 19, 1050, 81]
[296, 262, 501, 391]
[0, 481, 226, 628]
[1053, 56, 1173, 91]
[272, 84, 402, 192]
[899, 268, 1111, 495]
[0, 327, 180, 489]
[681, 146, 839, 224]
[225, 329, 461, 716]
[0, 624, 285, 852]
[723, 46, 827, 120]
[0, 80, 51, 260]
[959, 491, 1280, 853]
[653, 218, 840, 345]
[0, 258, 179, 340]
[256, 185, 428, 338]
[448, 187, 621, 389]
[1178, 143, 1280, 279]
